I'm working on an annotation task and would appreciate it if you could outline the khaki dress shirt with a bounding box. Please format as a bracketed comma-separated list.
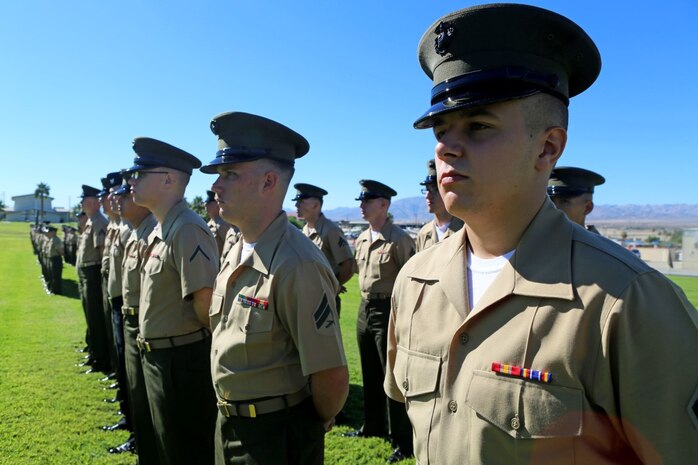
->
[107, 221, 132, 299]
[354, 219, 415, 298]
[122, 214, 157, 308]
[208, 216, 232, 256]
[77, 213, 107, 266]
[302, 213, 354, 276]
[385, 199, 698, 465]
[139, 200, 219, 339]
[210, 212, 346, 401]
[415, 216, 464, 252]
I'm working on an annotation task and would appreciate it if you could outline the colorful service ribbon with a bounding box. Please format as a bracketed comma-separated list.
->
[237, 294, 269, 310]
[491, 362, 552, 383]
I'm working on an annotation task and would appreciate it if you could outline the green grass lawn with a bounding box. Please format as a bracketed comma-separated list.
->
[1, 221, 696, 465]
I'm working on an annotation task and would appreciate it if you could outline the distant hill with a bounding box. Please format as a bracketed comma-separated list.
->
[322, 197, 698, 227]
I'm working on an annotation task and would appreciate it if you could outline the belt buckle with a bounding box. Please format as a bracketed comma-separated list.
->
[144, 341, 152, 352]
[217, 401, 232, 418]
[246, 403, 257, 418]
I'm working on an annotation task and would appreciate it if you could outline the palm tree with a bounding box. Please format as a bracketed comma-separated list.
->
[34, 182, 50, 223]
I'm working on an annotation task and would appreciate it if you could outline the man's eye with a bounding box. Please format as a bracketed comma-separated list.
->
[469, 122, 489, 130]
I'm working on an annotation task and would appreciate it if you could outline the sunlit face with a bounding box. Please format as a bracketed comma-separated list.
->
[211, 161, 266, 226]
[295, 197, 318, 220]
[81, 196, 99, 216]
[432, 99, 539, 219]
[551, 194, 591, 226]
[422, 183, 447, 216]
[206, 201, 220, 219]
[128, 169, 170, 208]
[359, 197, 385, 223]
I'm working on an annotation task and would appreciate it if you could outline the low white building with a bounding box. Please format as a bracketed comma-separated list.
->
[2, 194, 71, 223]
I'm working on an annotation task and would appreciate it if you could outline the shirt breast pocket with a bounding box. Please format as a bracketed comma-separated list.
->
[465, 370, 583, 439]
[144, 257, 164, 276]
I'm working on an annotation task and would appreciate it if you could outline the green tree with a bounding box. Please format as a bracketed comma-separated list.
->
[0, 199, 6, 211]
[288, 215, 304, 230]
[189, 195, 207, 220]
[34, 182, 50, 223]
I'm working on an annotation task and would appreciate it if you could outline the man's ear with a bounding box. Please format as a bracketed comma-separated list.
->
[585, 199, 594, 215]
[536, 127, 567, 172]
[262, 170, 279, 192]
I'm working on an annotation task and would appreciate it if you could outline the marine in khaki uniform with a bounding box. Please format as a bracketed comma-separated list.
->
[76, 184, 111, 373]
[384, 5, 698, 465]
[128, 137, 219, 465]
[219, 225, 241, 265]
[415, 159, 463, 252]
[102, 171, 136, 443]
[205, 190, 232, 255]
[45, 225, 63, 294]
[292, 183, 356, 315]
[98, 172, 125, 393]
[344, 180, 414, 463]
[115, 178, 159, 460]
[200, 111, 349, 465]
[548, 166, 605, 234]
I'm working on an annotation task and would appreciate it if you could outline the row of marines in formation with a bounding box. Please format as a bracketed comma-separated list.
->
[36, 3, 698, 465]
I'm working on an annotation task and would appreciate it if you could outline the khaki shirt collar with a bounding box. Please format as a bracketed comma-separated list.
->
[157, 199, 188, 241]
[407, 199, 575, 317]
[240, 211, 288, 276]
[375, 218, 395, 242]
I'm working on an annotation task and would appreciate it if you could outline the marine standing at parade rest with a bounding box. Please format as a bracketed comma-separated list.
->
[102, 171, 135, 439]
[206, 189, 232, 256]
[384, 4, 698, 464]
[45, 225, 63, 295]
[114, 178, 159, 460]
[415, 159, 464, 252]
[201, 111, 349, 465]
[344, 179, 414, 463]
[128, 137, 219, 465]
[98, 172, 125, 390]
[548, 166, 605, 234]
[293, 183, 356, 315]
[76, 184, 111, 373]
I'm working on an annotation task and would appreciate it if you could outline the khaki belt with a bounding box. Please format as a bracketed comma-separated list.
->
[121, 306, 139, 316]
[217, 386, 311, 419]
[136, 328, 210, 352]
[79, 261, 101, 268]
[362, 292, 391, 300]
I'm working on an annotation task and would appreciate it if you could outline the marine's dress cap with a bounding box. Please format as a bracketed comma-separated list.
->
[420, 159, 437, 185]
[547, 166, 605, 197]
[415, 3, 601, 129]
[205, 190, 216, 203]
[200, 112, 309, 174]
[99, 171, 123, 197]
[129, 137, 201, 175]
[356, 179, 397, 201]
[114, 175, 132, 196]
[80, 185, 101, 199]
[292, 183, 328, 201]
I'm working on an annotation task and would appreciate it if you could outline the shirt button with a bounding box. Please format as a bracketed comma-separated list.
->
[402, 379, 409, 391]
[510, 416, 521, 430]
[459, 333, 469, 345]
[222, 315, 228, 323]
[448, 400, 458, 412]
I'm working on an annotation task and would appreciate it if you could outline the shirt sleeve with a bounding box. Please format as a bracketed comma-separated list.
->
[173, 223, 219, 297]
[594, 271, 698, 464]
[326, 227, 354, 268]
[394, 231, 416, 269]
[276, 260, 346, 376]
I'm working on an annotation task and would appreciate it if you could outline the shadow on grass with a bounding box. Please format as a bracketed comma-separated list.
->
[61, 278, 80, 299]
[338, 383, 364, 428]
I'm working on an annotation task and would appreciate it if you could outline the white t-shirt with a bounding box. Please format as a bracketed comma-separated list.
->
[240, 241, 256, 264]
[435, 220, 451, 242]
[467, 246, 515, 312]
[370, 229, 381, 243]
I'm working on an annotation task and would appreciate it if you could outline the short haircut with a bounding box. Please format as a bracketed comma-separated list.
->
[263, 158, 295, 190]
[521, 92, 569, 134]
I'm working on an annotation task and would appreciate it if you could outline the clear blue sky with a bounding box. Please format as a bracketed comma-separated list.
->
[1, 0, 696, 212]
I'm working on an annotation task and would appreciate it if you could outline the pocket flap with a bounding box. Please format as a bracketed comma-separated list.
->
[394, 346, 441, 398]
[466, 370, 583, 439]
[210, 292, 224, 316]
